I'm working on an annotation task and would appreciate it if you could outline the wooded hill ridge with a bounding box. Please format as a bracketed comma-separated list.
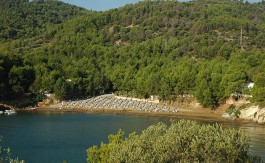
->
[0, 0, 265, 108]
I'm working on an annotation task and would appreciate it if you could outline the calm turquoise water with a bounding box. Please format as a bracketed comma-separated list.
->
[0, 111, 265, 163]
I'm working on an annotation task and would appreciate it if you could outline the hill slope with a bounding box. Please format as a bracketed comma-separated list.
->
[0, 0, 265, 107]
[0, 0, 86, 40]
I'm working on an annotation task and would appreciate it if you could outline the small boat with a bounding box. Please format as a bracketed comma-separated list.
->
[4, 109, 17, 115]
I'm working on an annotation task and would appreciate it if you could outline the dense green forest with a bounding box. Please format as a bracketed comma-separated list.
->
[0, 0, 265, 107]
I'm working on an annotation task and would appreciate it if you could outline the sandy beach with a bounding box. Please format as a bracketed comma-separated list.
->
[35, 105, 251, 124]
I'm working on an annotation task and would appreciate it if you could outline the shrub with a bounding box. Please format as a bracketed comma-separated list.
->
[0, 137, 24, 163]
[226, 104, 241, 118]
[87, 120, 261, 163]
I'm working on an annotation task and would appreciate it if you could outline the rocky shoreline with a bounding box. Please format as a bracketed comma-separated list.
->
[239, 106, 265, 124]
[222, 105, 265, 124]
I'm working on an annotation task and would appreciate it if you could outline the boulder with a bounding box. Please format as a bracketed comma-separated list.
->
[239, 106, 265, 124]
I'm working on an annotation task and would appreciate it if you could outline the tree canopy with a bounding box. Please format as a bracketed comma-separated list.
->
[0, 0, 265, 106]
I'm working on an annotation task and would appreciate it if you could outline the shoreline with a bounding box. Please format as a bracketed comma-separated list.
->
[33, 94, 240, 123]
[32, 106, 253, 124]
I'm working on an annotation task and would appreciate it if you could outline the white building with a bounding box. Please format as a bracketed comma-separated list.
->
[245, 82, 254, 89]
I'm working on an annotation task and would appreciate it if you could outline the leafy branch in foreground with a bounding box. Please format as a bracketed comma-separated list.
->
[0, 137, 24, 163]
[87, 120, 261, 163]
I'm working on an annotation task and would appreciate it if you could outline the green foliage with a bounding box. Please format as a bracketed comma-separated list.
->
[0, 137, 24, 163]
[87, 129, 125, 163]
[0, 0, 85, 41]
[226, 104, 241, 118]
[252, 73, 265, 102]
[8, 66, 35, 95]
[87, 120, 261, 163]
[0, 0, 265, 104]
[0, 55, 32, 100]
[35, 92, 45, 102]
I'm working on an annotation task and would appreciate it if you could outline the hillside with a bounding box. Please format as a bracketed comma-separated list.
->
[0, 0, 88, 55]
[0, 0, 265, 107]
[0, 0, 86, 40]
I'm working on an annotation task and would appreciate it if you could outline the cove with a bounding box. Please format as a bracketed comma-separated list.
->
[0, 111, 265, 163]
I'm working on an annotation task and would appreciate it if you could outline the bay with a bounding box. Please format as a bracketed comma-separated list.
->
[0, 111, 264, 163]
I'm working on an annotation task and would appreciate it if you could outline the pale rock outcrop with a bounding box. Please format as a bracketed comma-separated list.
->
[239, 106, 265, 124]
[222, 112, 236, 120]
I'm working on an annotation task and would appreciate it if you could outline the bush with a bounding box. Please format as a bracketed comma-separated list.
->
[0, 137, 24, 163]
[87, 120, 261, 163]
[226, 104, 241, 118]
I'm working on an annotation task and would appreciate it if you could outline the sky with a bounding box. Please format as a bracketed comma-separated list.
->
[61, 0, 262, 11]
[61, 0, 141, 11]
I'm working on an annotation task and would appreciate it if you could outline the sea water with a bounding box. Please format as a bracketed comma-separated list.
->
[0, 111, 264, 163]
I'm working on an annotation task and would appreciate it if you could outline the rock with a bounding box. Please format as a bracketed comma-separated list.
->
[239, 106, 265, 124]
[257, 111, 265, 124]
[222, 112, 236, 120]
[240, 106, 259, 120]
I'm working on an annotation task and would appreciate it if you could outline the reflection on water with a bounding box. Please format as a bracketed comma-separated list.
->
[0, 112, 264, 162]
